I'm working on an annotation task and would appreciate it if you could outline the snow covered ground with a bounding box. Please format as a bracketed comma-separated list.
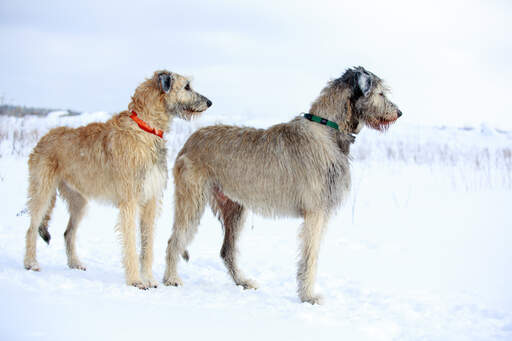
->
[0, 111, 511, 340]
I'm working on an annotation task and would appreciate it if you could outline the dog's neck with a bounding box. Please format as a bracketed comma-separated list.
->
[309, 86, 359, 136]
[128, 98, 172, 134]
[309, 86, 360, 155]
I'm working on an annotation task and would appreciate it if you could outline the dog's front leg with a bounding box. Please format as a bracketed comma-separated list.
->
[139, 198, 159, 288]
[297, 211, 327, 304]
[118, 200, 146, 289]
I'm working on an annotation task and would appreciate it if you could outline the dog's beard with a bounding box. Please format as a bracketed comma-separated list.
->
[365, 116, 397, 131]
[175, 105, 206, 120]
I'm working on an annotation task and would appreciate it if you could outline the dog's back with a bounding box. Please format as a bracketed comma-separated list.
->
[29, 113, 157, 201]
[176, 118, 351, 217]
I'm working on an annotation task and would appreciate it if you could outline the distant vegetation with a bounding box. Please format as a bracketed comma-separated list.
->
[0, 107, 510, 189]
[0, 105, 80, 117]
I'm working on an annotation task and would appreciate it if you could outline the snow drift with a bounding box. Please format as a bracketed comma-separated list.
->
[0, 111, 511, 341]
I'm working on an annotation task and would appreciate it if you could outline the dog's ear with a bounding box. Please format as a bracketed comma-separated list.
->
[159, 73, 172, 93]
[340, 67, 373, 99]
[356, 69, 372, 97]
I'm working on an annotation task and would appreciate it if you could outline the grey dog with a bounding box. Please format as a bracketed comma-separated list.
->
[163, 66, 402, 304]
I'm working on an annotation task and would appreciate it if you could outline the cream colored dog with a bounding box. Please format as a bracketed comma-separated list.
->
[24, 70, 211, 289]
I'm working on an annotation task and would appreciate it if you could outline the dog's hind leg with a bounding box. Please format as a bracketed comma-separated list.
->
[139, 197, 159, 288]
[163, 191, 205, 286]
[213, 188, 257, 289]
[59, 182, 88, 271]
[37, 192, 56, 244]
[297, 211, 327, 304]
[24, 160, 58, 271]
[164, 156, 206, 286]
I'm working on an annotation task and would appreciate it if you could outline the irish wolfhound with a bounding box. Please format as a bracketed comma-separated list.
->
[163, 66, 402, 303]
[24, 70, 211, 289]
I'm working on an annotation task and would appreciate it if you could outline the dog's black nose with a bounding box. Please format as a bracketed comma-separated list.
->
[206, 100, 212, 108]
[397, 110, 403, 118]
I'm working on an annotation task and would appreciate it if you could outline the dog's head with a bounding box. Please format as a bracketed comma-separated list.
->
[339, 66, 402, 132]
[152, 70, 212, 120]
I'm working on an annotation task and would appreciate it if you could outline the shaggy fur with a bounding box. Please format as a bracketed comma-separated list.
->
[163, 66, 402, 303]
[23, 70, 211, 289]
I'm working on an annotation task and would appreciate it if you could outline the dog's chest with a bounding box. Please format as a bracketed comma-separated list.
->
[141, 144, 168, 201]
[325, 158, 351, 209]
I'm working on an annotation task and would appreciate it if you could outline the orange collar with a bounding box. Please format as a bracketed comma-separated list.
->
[129, 111, 163, 138]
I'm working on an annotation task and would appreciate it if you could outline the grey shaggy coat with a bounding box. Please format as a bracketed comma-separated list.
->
[164, 66, 402, 304]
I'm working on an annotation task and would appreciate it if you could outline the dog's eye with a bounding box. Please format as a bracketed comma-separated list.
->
[185, 83, 191, 91]
[379, 93, 384, 96]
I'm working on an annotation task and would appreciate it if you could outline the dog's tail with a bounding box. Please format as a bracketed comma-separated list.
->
[38, 192, 57, 244]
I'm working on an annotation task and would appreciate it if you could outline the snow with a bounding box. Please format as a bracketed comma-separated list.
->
[0, 111, 511, 340]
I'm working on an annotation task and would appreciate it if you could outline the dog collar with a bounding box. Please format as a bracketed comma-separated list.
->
[303, 113, 339, 131]
[130, 111, 163, 138]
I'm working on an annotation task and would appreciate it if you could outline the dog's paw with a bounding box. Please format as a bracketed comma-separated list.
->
[129, 280, 149, 290]
[163, 275, 183, 287]
[68, 261, 87, 271]
[237, 279, 258, 290]
[143, 277, 159, 289]
[300, 294, 324, 305]
[24, 260, 40, 271]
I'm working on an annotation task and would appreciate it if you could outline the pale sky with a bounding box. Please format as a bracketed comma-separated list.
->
[1, 0, 511, 128]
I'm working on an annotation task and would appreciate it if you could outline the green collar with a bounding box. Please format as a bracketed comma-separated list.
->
[303, 113, 339, 131]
